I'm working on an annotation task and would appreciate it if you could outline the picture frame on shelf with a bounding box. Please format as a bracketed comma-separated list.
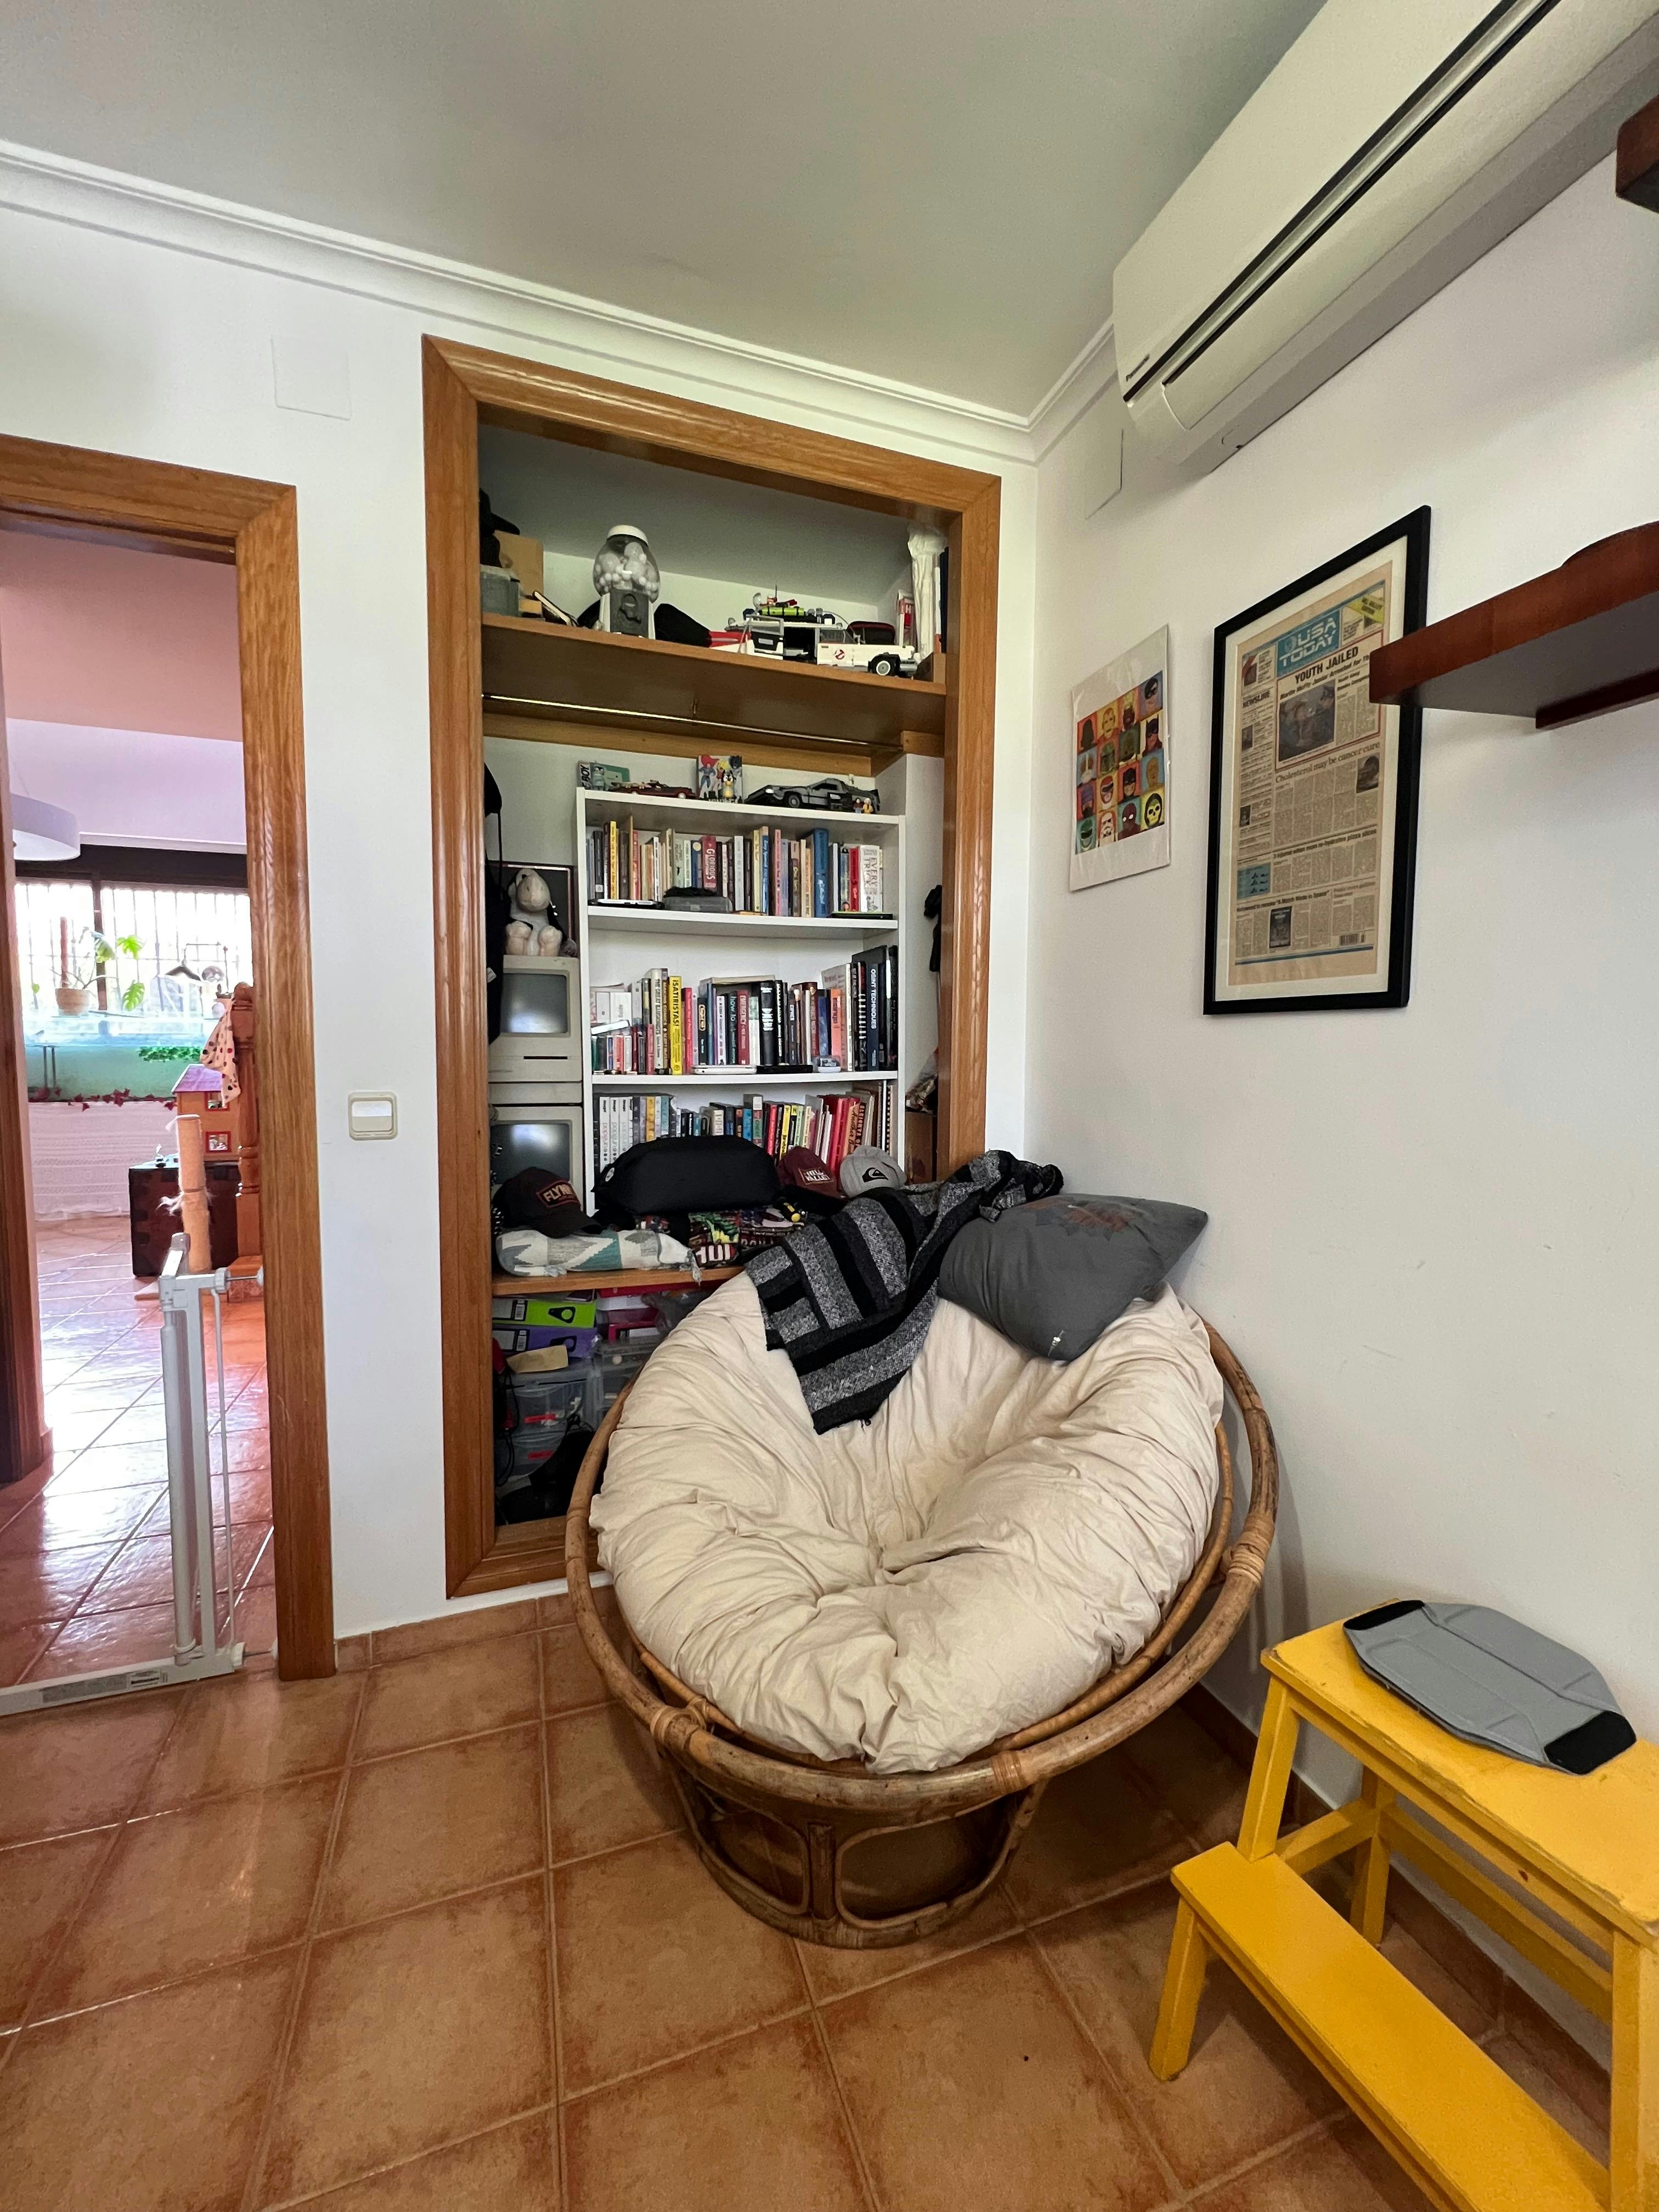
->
[1204, 508, 1430, 1014]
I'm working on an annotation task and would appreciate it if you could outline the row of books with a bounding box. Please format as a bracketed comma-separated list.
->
[592, 1085, 895, 1178]
[590, 950, 899, 1075]
[584, 817, 888, 918]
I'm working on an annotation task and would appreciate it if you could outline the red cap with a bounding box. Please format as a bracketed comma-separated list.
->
[778, 1147, 839, 1200]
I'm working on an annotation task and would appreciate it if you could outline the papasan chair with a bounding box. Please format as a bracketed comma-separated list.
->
[565, 1273, 1277, 1951]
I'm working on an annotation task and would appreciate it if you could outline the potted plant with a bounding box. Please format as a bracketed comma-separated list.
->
[54, 918, 145, 1015]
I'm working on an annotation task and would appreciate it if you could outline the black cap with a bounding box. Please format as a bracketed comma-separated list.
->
[495, 1170, 589, 1237]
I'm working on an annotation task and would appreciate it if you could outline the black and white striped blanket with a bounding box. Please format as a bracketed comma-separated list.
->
[746, 1150, 1062, 1432]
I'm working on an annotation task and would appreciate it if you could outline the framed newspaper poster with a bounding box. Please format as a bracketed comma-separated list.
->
[1204, 510, 1429, 1013]
[1071, 626, 1170, 891]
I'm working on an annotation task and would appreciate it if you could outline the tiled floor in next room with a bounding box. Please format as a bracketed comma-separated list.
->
[0, 1600, 1612, 2212]
[0, 1216, 273, 1686]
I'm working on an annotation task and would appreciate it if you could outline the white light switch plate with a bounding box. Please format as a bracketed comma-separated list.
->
[347, 1093, 397, 1141]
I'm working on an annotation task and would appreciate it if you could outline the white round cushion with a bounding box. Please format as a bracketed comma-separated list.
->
[590, 1275, 1223, 1774]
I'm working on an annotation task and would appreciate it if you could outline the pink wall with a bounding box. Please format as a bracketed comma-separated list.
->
[0, 528, 241, 740]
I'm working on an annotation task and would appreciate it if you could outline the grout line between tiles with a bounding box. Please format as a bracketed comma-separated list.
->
[236, 1667, 370, 2212]
[1180, 2114, 1346, 2209]
[545, 1816, 684, 1877]
[257, 2100, 561, 2211]
[351, 1707, 547, 1768]
[2, 1684, 197, 2057]
[535, 1614, 570, 2212]
[1021, 1919, 1190, 2208]
[804, 1996, 887, 2212]
[558, 2001, 816, 2109]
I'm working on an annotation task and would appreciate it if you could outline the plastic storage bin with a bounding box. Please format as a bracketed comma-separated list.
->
[505, 1364, 602, 1480]
[593, 1338, 663, 1407]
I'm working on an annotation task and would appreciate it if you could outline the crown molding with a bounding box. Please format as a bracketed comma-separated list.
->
[1026, 312, 1121, 459]
[0, 138, 1040, 469]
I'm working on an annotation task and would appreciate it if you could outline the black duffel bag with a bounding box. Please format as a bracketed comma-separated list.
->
[594, 1135, 781, 1227]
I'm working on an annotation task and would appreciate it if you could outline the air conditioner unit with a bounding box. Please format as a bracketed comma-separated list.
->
[1113, 0, 1659, 473]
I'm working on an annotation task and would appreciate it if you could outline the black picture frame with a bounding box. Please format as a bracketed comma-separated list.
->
[1203, 507, 1430, 1015]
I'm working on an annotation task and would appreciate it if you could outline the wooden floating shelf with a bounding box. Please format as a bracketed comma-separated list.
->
[1369, 523, 1659, 729]
[1616, 87, 1659, 212]
[493, 1265, 741, 1296]
[481, 614, 946, 758]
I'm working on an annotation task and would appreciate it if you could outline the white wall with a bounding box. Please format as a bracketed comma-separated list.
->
[0, 147, 1034, 1636]
[1028, 156, 1659, 1786]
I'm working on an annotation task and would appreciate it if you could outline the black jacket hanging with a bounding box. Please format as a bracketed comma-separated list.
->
[484, 767, 510, 1043]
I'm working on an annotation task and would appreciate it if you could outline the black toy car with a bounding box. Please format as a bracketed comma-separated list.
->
[746, 777, 877, 815]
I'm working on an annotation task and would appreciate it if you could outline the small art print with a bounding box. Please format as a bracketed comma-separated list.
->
[1070, 626, 1170, 891]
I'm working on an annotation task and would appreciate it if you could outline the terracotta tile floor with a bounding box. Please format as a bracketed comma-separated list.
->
[0, 1593, 1614, 2211]
[1, 1216, 273, 1685]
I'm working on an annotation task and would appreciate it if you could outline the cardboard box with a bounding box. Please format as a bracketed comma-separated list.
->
[494, 533, 544, 599]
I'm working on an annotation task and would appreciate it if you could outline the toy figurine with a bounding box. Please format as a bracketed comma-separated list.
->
[511, 867, 552, 916]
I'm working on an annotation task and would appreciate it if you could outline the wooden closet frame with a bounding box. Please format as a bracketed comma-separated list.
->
[422, 337, 1001, 1598]
[0, 436, 335, 1679]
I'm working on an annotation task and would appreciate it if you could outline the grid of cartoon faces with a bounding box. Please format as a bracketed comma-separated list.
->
[1075, 671, 1165, 851]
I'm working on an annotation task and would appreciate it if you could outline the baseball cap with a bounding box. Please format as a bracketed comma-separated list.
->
[839, 1147, 905, 1197]
[494, 1170, 589, 1237]
[778, 1147, 842, 1211]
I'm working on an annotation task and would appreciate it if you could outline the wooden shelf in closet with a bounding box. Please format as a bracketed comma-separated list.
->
[480, 613, 946, 760]
[1368, 523, 1659, 729]
[492, 1265, 742, 1297]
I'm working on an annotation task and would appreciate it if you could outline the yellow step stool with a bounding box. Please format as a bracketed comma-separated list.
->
[1150, 1620, 1659, 2212]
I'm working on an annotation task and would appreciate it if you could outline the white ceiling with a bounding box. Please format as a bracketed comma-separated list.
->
[1, 0, 1322, 417]
[7, 723, 247, 853]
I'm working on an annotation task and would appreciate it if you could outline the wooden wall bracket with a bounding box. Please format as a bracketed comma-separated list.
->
[1616, 88, 1659, 212]
[1369, 523, 1659, 729]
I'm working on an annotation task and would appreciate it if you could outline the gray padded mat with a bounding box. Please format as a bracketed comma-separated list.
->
[1345, 1600, 1635, 1774]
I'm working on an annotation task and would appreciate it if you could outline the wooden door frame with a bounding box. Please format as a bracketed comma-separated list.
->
[423, 335, 1002, 1599]
[0, 435, 335, 1678]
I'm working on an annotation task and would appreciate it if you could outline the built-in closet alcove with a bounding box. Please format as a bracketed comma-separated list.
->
[422, 339, 1002, 1599]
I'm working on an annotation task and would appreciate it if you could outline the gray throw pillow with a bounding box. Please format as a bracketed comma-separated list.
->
[938, 1193, 1208, 1361]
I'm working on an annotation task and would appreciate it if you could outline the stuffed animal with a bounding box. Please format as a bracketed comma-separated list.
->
[504, 920, 534, 955]
[511, 867, 552, 917]
[536, 925, 563, 956]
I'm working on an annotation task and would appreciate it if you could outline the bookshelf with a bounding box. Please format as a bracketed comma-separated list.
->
[575, 786, 904, 1206]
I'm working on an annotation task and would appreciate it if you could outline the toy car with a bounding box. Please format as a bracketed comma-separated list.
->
[812, 623, 919, 679]
[746, 778, 877, 814]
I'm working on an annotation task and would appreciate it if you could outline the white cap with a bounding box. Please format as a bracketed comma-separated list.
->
[839, 1147, 905, 1197]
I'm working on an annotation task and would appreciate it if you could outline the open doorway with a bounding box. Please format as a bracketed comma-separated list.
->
[0, 435, 333, 1684]
[2, 523, 270, 1682]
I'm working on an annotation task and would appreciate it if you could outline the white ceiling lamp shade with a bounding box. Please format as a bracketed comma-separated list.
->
[10, 792, 81, 861]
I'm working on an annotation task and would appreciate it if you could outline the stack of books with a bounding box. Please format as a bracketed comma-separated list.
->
[586, 817, 888, 918]
[594, 1086, 895, 1179]
[591, 952, 898, 1077]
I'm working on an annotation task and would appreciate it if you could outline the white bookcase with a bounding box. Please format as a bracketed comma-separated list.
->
[575, 788, 905, 1207]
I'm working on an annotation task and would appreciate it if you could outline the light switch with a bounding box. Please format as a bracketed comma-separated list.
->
[347, 1093, 397, 1141]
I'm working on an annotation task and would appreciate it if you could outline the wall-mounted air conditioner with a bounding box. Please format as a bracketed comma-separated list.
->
[1113, 0, 1659, 473]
